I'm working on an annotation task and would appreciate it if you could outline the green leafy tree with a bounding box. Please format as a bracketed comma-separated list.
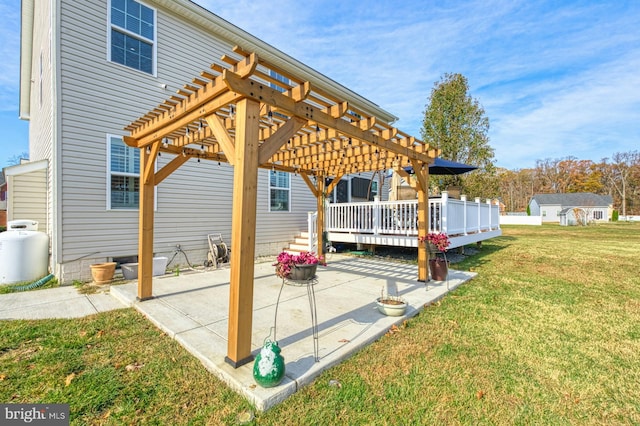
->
[421, 73, 497, 198]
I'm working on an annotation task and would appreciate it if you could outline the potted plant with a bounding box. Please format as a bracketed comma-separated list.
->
[89, 262, 117, 284]
[419, 232, 450, 281]
[273, 251, 323, 281]
[375, 289, 408, 316]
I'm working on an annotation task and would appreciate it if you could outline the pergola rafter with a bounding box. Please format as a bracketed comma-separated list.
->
[124, 47, 437, 368]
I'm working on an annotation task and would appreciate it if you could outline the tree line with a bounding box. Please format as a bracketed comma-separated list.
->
[497, 153, 640, 215]
[421, 73, 640, 216]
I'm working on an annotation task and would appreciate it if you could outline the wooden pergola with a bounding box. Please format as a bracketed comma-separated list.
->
[124, 47, 438, 367]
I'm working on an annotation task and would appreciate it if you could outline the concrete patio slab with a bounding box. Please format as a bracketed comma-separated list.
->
[110, 254, 476, 411]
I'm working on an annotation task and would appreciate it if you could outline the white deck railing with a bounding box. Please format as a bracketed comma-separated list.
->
[319, 191, 501, 249]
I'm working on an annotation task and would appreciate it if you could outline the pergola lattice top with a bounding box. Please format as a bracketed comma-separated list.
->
[124, 46, 437, 367]
[124, 46, 437, 180]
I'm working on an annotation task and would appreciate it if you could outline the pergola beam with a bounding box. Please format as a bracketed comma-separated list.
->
[258, 117, 307, 165]
[205, 114, 236, 166]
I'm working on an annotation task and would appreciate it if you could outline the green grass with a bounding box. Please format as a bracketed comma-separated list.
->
[0, 276, 60, 294]
[2, 222, 640, 424]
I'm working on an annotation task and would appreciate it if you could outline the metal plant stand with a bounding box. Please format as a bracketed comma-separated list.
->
[427, 251, 449, 291]
[273, 276, 320, 362]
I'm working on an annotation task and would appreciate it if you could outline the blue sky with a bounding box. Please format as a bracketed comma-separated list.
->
[1, 0, 638, 170]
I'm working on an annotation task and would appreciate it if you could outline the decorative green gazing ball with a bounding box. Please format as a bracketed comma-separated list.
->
[253, 340, 285, 388]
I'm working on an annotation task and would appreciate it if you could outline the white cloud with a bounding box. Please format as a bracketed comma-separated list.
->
[1, 0, 638, 170]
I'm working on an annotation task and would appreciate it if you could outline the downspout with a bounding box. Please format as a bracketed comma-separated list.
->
[52, 0, 63, 278]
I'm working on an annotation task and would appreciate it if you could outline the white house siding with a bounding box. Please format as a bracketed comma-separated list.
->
[6, 162, 48, 231]
[25, 0, 55, 238]
[55, 0, 316, 282]
[528, 200, 540, 216]
[531, 201, 563, 223]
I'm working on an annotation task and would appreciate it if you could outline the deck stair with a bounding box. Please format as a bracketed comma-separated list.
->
[284, 232, 313, 254]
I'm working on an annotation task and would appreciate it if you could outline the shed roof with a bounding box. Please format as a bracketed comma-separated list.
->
[531, 193, 613, 207]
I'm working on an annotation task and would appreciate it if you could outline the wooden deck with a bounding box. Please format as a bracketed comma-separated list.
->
[312, 194, 501, 250]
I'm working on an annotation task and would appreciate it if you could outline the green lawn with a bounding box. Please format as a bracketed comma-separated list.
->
[1, 222, 639, 425]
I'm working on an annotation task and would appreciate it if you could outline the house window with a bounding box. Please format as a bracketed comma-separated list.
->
[108, 136, 140, 209]
[109, 0, 155, 74]
[269, 70, 289, 93]
[593, 210, 603, 220]
[269, 170, 290, 212]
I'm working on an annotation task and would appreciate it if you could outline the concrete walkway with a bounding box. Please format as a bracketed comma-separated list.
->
[0, 284, 127, 320]
[0, 255, 475, 411]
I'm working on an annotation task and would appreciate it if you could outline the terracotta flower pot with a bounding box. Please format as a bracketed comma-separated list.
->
[90, 262, 116, 284]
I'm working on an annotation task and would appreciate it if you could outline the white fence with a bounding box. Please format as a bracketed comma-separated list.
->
[500, 215, 543, 225]
[620, 216, 640, 222]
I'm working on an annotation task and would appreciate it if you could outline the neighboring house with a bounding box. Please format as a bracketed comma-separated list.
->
[2, 160, 48, 231]
[17, 0, 393, 283]
[0, 172, 6, 228]
[528, 193, 613, 224]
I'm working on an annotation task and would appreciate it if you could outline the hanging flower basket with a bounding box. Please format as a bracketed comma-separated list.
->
[273, 251, 323, 281]
[289, 263, 318, 281]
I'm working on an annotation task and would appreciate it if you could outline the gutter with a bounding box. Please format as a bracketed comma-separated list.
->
[19, 0, 35, 120]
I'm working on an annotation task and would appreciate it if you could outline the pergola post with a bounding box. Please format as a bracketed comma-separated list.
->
[417, 187, 429, 282]
[137, 144, 157, 300]
[225, 98, 260, 368]
[412, 161, 430, 282]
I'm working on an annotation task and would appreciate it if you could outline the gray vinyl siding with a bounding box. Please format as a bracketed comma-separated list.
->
[56, 0, 315, 279]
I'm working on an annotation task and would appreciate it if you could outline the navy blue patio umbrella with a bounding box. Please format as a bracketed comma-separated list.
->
[386, 158, 478, 177]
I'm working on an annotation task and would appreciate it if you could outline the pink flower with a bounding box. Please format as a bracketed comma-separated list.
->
[273, 251, 324, 279]
[418, 233, 450, 252]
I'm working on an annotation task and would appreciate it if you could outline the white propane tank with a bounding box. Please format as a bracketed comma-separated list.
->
[0, 220, 50, 285]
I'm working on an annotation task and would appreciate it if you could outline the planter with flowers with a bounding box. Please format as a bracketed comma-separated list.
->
[419, 232, 450, 281]
[273, 251, 323, 282]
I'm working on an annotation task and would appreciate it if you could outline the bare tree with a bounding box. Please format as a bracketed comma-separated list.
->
[7, 152, 29, 166]
[603, 151, 640, 217]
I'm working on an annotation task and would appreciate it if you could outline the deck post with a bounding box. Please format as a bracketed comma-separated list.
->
[137, 144, 157, 301]
[373, 196, 381, 235]
[315, 175, 326, 257]
[226, 98, 260, 368]
[476, 197, 481, 233]
[461, 195, 468, 235]
[440, 191, 448, 235]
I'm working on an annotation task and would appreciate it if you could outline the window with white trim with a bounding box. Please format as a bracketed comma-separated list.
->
[269, 70, 289, 93]
[109, 0, 155, 74]
[269, 171, 290, 212]
[593, 210, 603, 220]
[108, 136, 140, 209]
